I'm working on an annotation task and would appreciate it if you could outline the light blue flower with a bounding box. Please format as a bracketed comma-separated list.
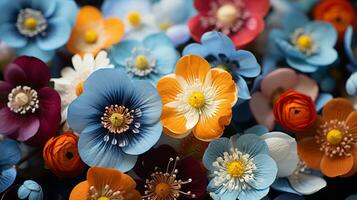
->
[271, 12, 338, 73]
[67, 68, 163, 172]
[110, 33, 179, 84]
[183, 31, 261, 100]
[272, 0, 318, 13]
[0, 0, 77, 62]
[203, 134, 277, 200]
[0, 139, 21, 193]
[346, 72, 357, 96]
[17, 180, 43, 200]
[344, 26, 357, 72]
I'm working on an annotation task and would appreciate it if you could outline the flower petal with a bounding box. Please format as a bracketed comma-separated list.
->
[0, 168, 16, 193]
[249, 154, 277, 189]
[249, 92, 275, 130]
[3, 63, 27, 86]
[305, 47, 338, 66]
[235, 134, 270, 156]
[237, 187, 269, 200]
[203, 137, 231, 171]
[31, 0, 56, 17]
[0, 23, 27, 48]
[306, 22, 337, 47]
[69, 181, 89, 200]
[175, 54, 211, 83]
[157, 74, 183, 105]
[297, 137, 323, 170]
[161, 105, 190, 136]
[0, 139, 21, 166]
[16, 41, 55, 62]
[233, 50, 261, 78]
[261, 68, 299, 98]
[36, 18, 71, 51]
[0, 107, 20, 136]
[16, 115, 40, 142]
[111, 40, 142, 66]
[293, 74, 319, 100]
[286, 58, 318, 73]
[288, 173, 326, 195]
[320, 155, 354, 177]
[322, 98, 353, 122]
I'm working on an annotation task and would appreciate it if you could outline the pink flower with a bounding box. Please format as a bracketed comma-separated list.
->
[188, 0, 270, 48]
[250, 68, 318, 130]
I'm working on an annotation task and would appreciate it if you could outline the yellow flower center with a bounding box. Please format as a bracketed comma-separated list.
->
[97, 197, 110, 200]
[127, 11, 141, 27]
[326, 129, 343, 145]
[134, 55, 149, 70]
[14, 92, 29, 106]
[160, 22, 172, 31]
[188, 91, 205, 109]
[216, 4, 238, 26]
[296, 34, 313, 51]
[154, 182, 171, 198]
[227, 160, 245, 177]
[75, 80, 84, 96]
[110, 113, 124, 127]
[84, 29, 98, 44]
[24, 17, 38, 30]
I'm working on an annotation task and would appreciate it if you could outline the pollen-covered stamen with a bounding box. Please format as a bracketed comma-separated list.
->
[16, 8, 47, 37]
[142, 157, 196, 200]
[315, 119, 356, 157]
[291, 28, 319, 56]
[126, 48, 156, 77]
[101, 105, 134, 134]
[88, 184, 124, 200]
[7, 86, 39, 114]
[291, 160, 309, 177]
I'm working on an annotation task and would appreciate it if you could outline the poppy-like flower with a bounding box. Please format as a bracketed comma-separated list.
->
[110, 33, 179, 84]
[250, 68, 318, 130]
[67, 68, 162, 172]
[17, 180, 43, 200]
[188, 0, 270, 48]
[69, 167, 141, 200]
[183, 31, 261, 100]
[271, 12, 338, 72]
[0, 139, 21, 193]
[313, 0, 357, 41]
[0, 56, 61, 146]
[297, 98, 357, 177]
[67, 6, 124, 56]
[344, 26, 357, 72]
[157, 55, 237, 141]
[0, 0, 77, 62]
[133, 145, 207, 199]
[203, 134, 277, 200]
[43, 132, 86, 178]
[52, 50, 114, 122]
[273, 90, 317, 132]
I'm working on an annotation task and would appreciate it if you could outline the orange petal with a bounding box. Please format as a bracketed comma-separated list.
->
[115, 173, 137, 193]
[69, 181, 89, 200]
[346, 111, 357, 137]
[341, 146, 357, 177]
[296, 116, 323, 139]
[161, 105, 190, 136]
[103, 17, 125, 48]
[297, 137, 324, 170]
[320, 155, 354, 177]
[157, 74, 183, 105]
[210, 68, 237, 106]
[123, 190, 141, 200]
[76, 6, 103, 27]
[175, 55, 211, 84]
[322, 98, 353, 122]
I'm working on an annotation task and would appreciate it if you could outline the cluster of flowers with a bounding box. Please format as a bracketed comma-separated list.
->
[0, 0, 357, 199]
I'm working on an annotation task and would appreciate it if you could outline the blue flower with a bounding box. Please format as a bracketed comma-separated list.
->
[203, 134, 277, 200]
[0, 139, 21, 193]
[273, 193, 305, 200]
[67, 68, 163, 172]
[344, 26, 357, 72]
[183, 31, 261, 100]
[0, 0, 77, 62]
[17, 180, 43, 200]
[346, 72, 357, 96]
[271, 12, 338, 73]
[110, 33, 179, 84]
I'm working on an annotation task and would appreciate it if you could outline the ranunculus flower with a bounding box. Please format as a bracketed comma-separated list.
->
[43, 132, 86, 178]
[273, 90, 317, 132]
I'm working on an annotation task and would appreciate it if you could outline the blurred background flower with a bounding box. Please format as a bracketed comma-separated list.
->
[0, 139, 21, 193]
[17, 180, 43, 200]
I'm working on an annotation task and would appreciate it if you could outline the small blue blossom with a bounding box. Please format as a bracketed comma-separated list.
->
[344, 26, 357, 72]
[17, 180, 43, 200]
[0, 139, 21, 193]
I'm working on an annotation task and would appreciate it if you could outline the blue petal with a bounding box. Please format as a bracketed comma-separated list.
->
[217, 190, 239, 200]
[151, 46, 179, 75]
[101, 0, 151, 19]
[271, 178, 299, 194]
[347, 72, 357, 96]
[236, 76, 251, 99]
[18, 184, 30, 199]
[315, 93, 333, 112]
[166, 24, 191, 47]
[111, 40, 142, 66]
[249, 154, 277, 189]
[237, 188, 269, 200]
[28, 190, 43, 200]
[275, 38, 305, 60]
[0, 23, 27, 48]
[0, 0, 23, 23]
[31, 0, 56, 17]
[0, 168, 16, 193]
[286, 58, 318, 73]
[274, 193, 304, 200]
[182, 43, 209, 57]
[23, 180, 41, 191]
[305, 22, 337, 47]
[233, 50, 261, 78]
[344, 26, 357, 67]
[305, 47, 337, 66]
[143, 33, 174, 50]
[346, 195, 357, 200]
[36, 18, 71, 51]
[244, 125, 269, 136]
[200, 31, 236, 58]
[288, 173, 326, 195]
[234, 134, 270, 156]
[203, 137, 231, 171]
[16, 41, 55, 62]
[282, 12, 309, 33]
[0, 139, 21, 166]
[52, 0, 78, 24]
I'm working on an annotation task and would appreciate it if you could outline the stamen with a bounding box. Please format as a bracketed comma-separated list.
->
[291, 28, 319, 56]
[101, 105, 135, 134]
[16, 8, 47, 37]
[88, 184, 124, 200]
[126, 48, 156, 77]
[7, 86, 39, 114]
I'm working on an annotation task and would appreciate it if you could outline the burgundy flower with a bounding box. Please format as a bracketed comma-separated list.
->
[0, 56, 61, 146]
[133, 145, 207, 200]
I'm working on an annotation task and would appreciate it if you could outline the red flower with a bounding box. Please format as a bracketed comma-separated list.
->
[0, 56, 61, 146]
[188, 0, 270, 48]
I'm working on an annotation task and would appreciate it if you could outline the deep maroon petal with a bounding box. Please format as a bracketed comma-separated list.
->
[0, 107, 21, 135]
[194, 0, 214, 13]
[3, 63, 27, 86]
[16, 115, 40, 141]
[0, 81, 13, 108]
[14, 56, 50, 89]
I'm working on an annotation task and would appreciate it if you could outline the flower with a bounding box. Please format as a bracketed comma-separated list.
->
[67, 6, 124, 56]
[110, 33, 179, 84]
[157, 55, 237, 141]
[344, 26, 357, 71]
[313, 0, 357, 41]
[0, 0, 77, 62]
[297, 98, 357, 177]
[17, 180, 43, 200]
[52, 50, 114, 122]
[0, 56, 61, 146]
[203, 134, 277, 200]
[133, 145, 207, 199]
[188, 0, 270, 48]
[183, 31, 261, 100]
[43, 132, 86, 178]
[67, 68, 162, 172]
[346, 72, 357, 96]
[273, 90, 317, 132]
[250, 68, 319, 130]
[0, 139, 21, 193]
[271, 12, 338, 72]
[69, 167, 141, 200]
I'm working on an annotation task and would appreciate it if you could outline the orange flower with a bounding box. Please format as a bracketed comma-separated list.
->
[297, 98, 357, 177]
[157, 55, 237, 141]
[69, 167, 141, 200]
[67, 6, 124, 56]
[313, 0, 357, 41]
[273, 90, 317, 132]
[43, 132, 86, 178]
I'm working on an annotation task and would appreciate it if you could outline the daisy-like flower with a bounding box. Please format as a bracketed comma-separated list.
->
[297, 98, 357, 177]
[52, 50, 114, 122]
[203, 134, 277, 200]
[67, 68, 162, 172]
[69, 167, 141, 200]
[157, 55, 238, 141]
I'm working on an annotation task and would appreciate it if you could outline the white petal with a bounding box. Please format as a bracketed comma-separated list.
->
[71, 54, 83, 71]
[185, 110, 199, 129]
[61, 67, 76, 78]
[288, 173, 327, 195]
[83, 53, 95, 69]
